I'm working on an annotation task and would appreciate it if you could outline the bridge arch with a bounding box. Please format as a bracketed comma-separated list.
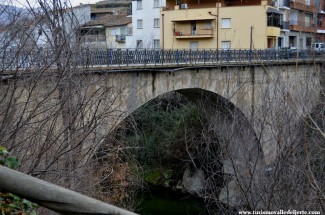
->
[107, 63, 320, 164]
[108, 87, 264, 207]
[94, 63, 320, 206]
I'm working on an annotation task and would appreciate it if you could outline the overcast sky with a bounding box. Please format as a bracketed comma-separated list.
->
[69, 0, 100, 6]
[10, 0, 102, 8]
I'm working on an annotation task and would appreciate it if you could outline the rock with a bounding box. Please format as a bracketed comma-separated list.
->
[219, 179, 243, 207]
[182, 166, 205, 196]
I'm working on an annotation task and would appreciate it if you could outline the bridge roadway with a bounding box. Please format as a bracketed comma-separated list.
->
[1, 48, 324, 75]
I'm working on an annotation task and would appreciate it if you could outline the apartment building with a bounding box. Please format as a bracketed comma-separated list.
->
[315, 0, 325, 41]
[161, 0, 281, 50]
[127, 0, 166, 49]
[278, 0, 317, 49]
[79, 14, 132, 49]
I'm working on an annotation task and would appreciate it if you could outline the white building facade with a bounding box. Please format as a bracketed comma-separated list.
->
[126, 0, 166, 49]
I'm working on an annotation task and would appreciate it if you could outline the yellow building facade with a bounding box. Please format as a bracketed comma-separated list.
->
[161, 0, 280, 49]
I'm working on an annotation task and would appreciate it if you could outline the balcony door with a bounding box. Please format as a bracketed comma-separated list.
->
[191, 21, 197, 35]
[120, 26, 126, 36]
[278, 37, 283, 47]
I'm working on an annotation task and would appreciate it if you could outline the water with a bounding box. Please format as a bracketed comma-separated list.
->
[135, 186, 208, 215]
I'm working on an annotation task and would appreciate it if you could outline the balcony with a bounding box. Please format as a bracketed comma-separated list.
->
[163, 2, 217, 11]
[80, 35, 106, 43]
[289, 20, 316, 32]
[163, 0, 262, 11]
[115, 35, 126, 43]
[280, 21, 290, 30]
[174, 28, 214, 39]
[290, 0, 316, 12]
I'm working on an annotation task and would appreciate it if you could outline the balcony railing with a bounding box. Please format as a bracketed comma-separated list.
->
[163, 3, 216, 11]
[80, 35, 106, 43]
[163, 0, 263, 11]
[280, 21, 290, 30]
[115, 35, 126, 43]
[290, 0, 316, 12]
[289, 20, 316, 32]
[174, 28, 214, 38]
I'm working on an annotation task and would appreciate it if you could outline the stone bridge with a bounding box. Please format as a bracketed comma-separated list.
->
[90, 61, 322, 164]
[2, 58, 323, 164]
[1, 55, 324, 208]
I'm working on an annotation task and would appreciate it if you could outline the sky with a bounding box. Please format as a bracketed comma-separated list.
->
[8, 0, 102, 8]
[69, 0, 101, 6]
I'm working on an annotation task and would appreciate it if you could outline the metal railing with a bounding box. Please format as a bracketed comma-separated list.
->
[289, 20, 316, 32]
[0, 166, 138, 215]
[71, 48, 322, 67]
[280, 21, 290, 30]
[115, 35, 126, 43]
[1, 48, 323, 71]
[289, 20, 315, 27]
[174, 28, 214, 37]
[80, 35, 106, 42]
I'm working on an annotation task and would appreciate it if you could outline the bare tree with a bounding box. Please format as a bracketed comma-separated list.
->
[0, 0, 140, 213]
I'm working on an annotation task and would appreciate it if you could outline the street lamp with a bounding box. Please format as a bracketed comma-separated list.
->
[209, 2, 219, 60]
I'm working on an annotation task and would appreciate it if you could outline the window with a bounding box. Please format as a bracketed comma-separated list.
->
[306, 37, 311, 47]
[205, 20, 212, 29]
[305, 13, 312, 27]
[278, 37, 283, 47]
[154, 39, 160, 49]
[136, 40, 143, 48]
[137, 19, 143, 29]
[221, 41, 231, 49]
[126, 27, 133, 35]
[154, 18, 160, 28]
[190, 41, 199, 50]
[154, 0, 160, 8]
[221, 18, 231, 29]
[137, 0, 142, 9]
[318, 16, 323, 27]
[267, 13, 281, 27]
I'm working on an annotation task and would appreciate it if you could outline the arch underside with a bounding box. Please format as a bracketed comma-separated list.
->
[115, 87, 264, 207]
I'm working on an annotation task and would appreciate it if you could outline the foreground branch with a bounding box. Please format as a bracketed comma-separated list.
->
[0, 166, 138, 215]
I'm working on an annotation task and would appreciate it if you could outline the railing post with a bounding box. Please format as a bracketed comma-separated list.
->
[176, 49, 179, 65]
[203, 49, 206, 64]
[217, 48, 219, 62]
[126, 49, 129, 66]
[162, 49, 164, 65]
[249, 49, 252, 63]
[118, 49, 121, 67]
[144, 49, 147, 66]
[108, 49, 113, 66]
[188, 49, 192, 64]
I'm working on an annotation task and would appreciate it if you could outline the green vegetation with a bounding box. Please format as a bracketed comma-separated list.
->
[125, 94, 204, 185]
[0, 146, 38, 215]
